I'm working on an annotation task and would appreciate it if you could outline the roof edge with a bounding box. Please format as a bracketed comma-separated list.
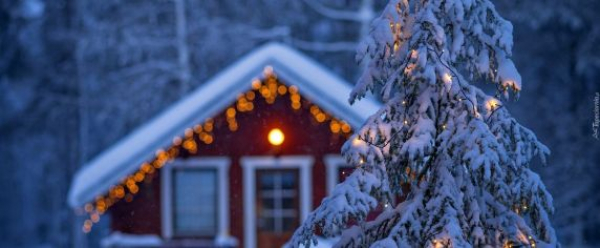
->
[68, 42, 381, 208]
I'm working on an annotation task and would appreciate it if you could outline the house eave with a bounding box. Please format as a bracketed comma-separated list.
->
[68, 42, 381, 208]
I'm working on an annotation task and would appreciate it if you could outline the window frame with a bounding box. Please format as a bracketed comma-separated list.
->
[161, 157, 230, 239]
[256, 169, 300, 233]
[324, 154, 354, 195]
[240, 155, 313, 248]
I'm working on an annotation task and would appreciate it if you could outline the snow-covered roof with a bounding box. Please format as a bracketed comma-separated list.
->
[68, 42, 381, 208]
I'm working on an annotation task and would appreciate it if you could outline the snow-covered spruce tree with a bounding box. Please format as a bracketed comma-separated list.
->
[290, 0, 558, 247]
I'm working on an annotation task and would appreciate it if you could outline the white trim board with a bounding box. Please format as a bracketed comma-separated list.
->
[161, 157, 230, 239]
[68, 42, 380, 208]
[241, 155, 314, 248]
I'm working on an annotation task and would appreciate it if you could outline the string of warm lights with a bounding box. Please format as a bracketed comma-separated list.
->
[80, 66, 353, 233]
[502, 233, 537, 248]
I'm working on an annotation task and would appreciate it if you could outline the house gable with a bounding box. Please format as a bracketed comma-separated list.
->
[68, 42, 380, 209]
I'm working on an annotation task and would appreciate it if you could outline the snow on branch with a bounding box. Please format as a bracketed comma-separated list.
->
[290, 0, 558, 247]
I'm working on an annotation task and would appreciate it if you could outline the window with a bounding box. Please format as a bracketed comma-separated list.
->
[241, 155, 314, 248]
[338, 166, 355, 183]
[324, 155, 395, 222]
[256, 170, 299, 233]
[161, 157, 230, 239]
[172, 168, 217, 236]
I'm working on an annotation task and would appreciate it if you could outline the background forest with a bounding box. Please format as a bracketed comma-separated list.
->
[0, 0, 598, 247]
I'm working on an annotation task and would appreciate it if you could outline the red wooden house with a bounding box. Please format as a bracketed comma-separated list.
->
[68, 43, 380, 248]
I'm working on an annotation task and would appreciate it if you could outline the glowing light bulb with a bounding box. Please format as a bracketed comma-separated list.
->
[443, 73, 452, 83]
[268, 128, 285, 146]
[263, 66, 274, 76]
[84, 204, 93, 213]
[251, 79, 261, 89]
[486, 98, 500, 110]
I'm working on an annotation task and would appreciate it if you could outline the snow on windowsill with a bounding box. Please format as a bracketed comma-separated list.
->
[101, 232, 162, 248]
[101, 232, 239, 248]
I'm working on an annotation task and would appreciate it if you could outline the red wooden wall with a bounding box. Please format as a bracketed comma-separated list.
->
[109, 84, 350, 246]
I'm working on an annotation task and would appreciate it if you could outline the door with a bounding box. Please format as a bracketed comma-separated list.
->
[255, 169, 300, 248]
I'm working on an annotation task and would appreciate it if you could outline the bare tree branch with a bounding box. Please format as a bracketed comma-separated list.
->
[303, 0, 364, 22]
[291, 38, 357, 52]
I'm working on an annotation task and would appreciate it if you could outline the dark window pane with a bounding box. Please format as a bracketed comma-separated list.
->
[258, 217, 275, 231]
[281, 172, 296, 189]
[282, 197, 295, 209]
[259, 173, 275, 190]
[282, 217, 296, 231]
[338, 167, 355, 183]
[260, 197, 275, 210]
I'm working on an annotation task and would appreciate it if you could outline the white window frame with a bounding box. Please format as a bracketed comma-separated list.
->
[241, 155, 313, 248]
[324, 154, 353, 195]
[161, 157, 230, 239]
